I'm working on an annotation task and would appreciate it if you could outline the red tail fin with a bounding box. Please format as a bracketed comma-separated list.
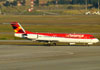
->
[11, 22, 26, 33]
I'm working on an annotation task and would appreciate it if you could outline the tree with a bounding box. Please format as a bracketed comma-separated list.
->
[34, 0, 39, 6]
[21, 0, 26, 6]
[0, 0, 6, 2]
[11, 0, 17, 6]
[3, 1, 10, 6]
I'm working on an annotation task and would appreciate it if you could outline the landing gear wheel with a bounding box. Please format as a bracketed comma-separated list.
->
[44, 43, 56, 46]
[52, 43, 56, 46]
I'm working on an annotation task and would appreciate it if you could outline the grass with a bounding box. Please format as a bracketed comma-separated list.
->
[0, 15, 99, 24]
[0, 15, 100, 40]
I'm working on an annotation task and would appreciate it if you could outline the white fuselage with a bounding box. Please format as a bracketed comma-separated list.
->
[15, 33, 99, 44]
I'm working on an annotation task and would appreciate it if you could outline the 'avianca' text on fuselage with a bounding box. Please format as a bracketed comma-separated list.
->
[11, 22, 99, 45]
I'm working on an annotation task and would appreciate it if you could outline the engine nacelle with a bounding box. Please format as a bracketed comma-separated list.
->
[26, 34, 38, 39]
[15, 34, 38, 40]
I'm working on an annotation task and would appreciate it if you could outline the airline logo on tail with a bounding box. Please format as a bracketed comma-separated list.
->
[11, 22, 26, 33]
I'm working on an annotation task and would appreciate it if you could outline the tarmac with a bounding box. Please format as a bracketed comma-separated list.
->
[0, 45, 100, 70]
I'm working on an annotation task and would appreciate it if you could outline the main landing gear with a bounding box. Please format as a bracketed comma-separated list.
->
[44, 42, 57, 46]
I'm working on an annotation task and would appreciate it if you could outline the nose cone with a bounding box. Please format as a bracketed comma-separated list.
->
[93, 38, 99, 43]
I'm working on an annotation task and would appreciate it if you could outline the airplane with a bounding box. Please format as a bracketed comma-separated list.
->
[10, 22, 99, 46]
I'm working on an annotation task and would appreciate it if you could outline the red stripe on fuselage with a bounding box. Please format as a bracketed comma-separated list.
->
[23, 31, 95, 39]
